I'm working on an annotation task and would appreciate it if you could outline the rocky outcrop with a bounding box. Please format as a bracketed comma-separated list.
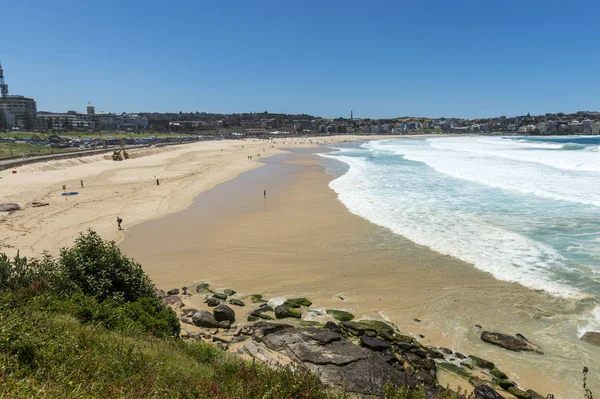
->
[229, 298, 245, 307]
[284, 298, 312, 308]
[581, 331, 600, 347]
[167, 288, 180, 295]
[481, 332, 543, 354]
[274, 304, 301, 319]
[162, 295, 184, 309]
[259, 325, 419, 396]
[326, 309, 355, 321]
[213, 304, 235, 323]
[192, 310, 220, 328]
[474, 385, 505, 399]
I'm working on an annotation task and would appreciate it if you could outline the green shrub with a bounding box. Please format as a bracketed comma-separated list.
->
[56, 230, 157, 303]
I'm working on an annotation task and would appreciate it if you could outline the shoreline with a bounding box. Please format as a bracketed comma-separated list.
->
[120, 147, 599, 397]
[0, 135, 393, 258]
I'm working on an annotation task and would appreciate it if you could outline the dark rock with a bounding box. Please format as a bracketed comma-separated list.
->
[360, 336, 391, 351]
[218, 320, 231, 328]
[326, 309, 354, 321]
[415, 370, 434, 385]
[341, 320, 394, 336]
[206, 297, 220, 307]
[228, 298, 245, 307]
[395, 342, 418, 351]
[581, 331, 600, 347]
[0, 203, 20, 212]
[470, 355, 495, 369]
[474, 385, 505, 399]
[414, 318, 422, 323]
[481, 331, 543, 354]
[162, 295, 184, 309]
[496, 379, 515, 389]
[247, 315, 259, 322]
[428, 349, 445, 359]
[410, 348, 429, 358]
[196, 283, 212, 294]
[231, 335, 249, 344]
[284, 298, 312, 308]
[461, 361, 474, 370]
[180, 308, 198, 317]
[249, 294, 266, 303]
[261, 327, 416, 395]
[455, 352, 467, 359]
[192, 310, 220, 328]
[274, 304, 301, 319]
[440, 347, 453, 355]
[212, 292, 227, 300]
[490, 368, 508, 380]
[223, 288, 236, 296]
[167, 288, 180, 295]
[212, 336, 231, 344]
[182, 286, 188, 294]
[299, 321, 323, 328]
[422, 358, 436, 371]
[213, 304, 235, 323]
[507, 386, 530, 399]
[249, 309, 274, 320]
[526, 389, 545, 399]
[257, 304, 274, 312]
[324, 321, 342, 334]
[157, 289, 167, 298]
[251, 322, 294, 342]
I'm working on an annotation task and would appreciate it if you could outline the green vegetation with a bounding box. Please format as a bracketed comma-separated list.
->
[0, 230, 468, 398]
[0, 142, 75, 159]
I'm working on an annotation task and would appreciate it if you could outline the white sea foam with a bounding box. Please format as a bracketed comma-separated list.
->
[364, 138, 600, 207]
[320, 138, 600, 300]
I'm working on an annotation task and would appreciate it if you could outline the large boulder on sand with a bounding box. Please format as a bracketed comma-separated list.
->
[213, 304, 235, 323]
[581, 331, 600, 347]
[481, 331, 543, 353]
[275, 304, 301, 319]
[192, 310, 220, 328]
[0, 203, 20, 212]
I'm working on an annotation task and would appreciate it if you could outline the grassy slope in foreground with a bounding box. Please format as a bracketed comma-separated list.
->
[0, 230, 454, 399]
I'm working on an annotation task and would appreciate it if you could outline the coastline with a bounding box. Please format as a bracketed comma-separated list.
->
[120, 147, 599, 398]
[0, 135, 392, 257]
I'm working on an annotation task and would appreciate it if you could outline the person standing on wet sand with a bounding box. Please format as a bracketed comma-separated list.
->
[80, 180, 84, 188]
[264, 189, 267, 198]
[117, 217, 123, 230]
[156, 178, 160, 186]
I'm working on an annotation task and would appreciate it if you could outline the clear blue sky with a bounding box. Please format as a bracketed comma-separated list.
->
[3, 0, 600, 119]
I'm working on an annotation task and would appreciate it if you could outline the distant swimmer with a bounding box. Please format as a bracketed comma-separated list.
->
[264, 189, 267, 198]
[116, 217, 123, 230]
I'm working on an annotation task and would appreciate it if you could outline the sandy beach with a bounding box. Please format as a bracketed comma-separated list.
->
[2, 135, 598, 397]
[0, 136, 379, 257]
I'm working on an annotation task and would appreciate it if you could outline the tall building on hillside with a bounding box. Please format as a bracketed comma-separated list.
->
[0, 62, 37, 130]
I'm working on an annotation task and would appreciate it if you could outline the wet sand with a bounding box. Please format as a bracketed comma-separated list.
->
[121, 148, 600, 398]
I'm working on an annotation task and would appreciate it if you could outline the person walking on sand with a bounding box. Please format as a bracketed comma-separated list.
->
[80, 180, 84, 189]
[117, 217, 123, 230]
[264, 189, 267, 198]
[156, 178, 160, 186]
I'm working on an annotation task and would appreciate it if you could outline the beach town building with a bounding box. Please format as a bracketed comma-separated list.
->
[37, 106, 148, 131]
[0, 63, 37, 130]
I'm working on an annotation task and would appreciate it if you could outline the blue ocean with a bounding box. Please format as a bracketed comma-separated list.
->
[322, 136, 600, 333]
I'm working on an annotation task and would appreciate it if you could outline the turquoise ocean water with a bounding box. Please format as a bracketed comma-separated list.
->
[322, 136, 600, 335]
